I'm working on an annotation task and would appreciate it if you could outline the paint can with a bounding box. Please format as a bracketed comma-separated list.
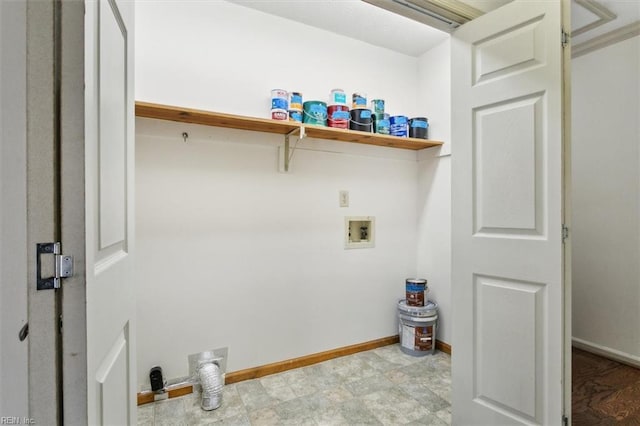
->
[390, 115, 408, 137]
[372, 113, 390, 135]
[303, 101, 328, 126]
[370, 99, 385, 115]
[352, 92, 367, 109]
[271, 109, 288, 121]
[406, 278, 427, 306]
[398, 299, 438, 356]
[327, 105, 350, 129]
[271, 89, 289, 121]
[271, 89, 289, 110]
[289, 110, 302, 122]
[349, 108, 372, 132]
[330, 89, 348, 106]
[289, 92, 303, 111]
[409, 117, 429, 139]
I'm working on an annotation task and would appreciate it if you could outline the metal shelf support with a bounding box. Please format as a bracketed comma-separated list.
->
[279, 126, 306, 172]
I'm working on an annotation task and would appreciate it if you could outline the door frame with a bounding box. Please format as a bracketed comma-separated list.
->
[26, 0, 60, 421]
[561, 0, 573, 422]
[25, 0, 88, 423]
[59, 0, 88, 423]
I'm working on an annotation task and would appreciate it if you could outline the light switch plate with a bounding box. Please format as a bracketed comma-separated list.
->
[339, 190, 349, 207]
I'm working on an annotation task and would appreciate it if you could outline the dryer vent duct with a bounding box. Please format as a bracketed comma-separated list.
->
[198, 361, 223, 411]
[188, 347, 228, 411]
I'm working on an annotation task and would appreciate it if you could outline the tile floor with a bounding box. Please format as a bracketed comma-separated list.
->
[138, 344, 451, 425]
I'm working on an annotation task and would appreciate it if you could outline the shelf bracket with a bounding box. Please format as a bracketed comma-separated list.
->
[279, 126, 306, 173]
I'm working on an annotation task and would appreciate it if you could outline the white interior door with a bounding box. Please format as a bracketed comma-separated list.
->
[451, 1, 566, 425]
[85, 0, 136, 424]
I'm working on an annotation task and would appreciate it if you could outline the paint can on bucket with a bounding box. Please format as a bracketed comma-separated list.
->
[328, 105, 350, 129]
[390, 115, 408, 137]
[330, 89, 348, 106]
[271, 89, 289, 121]
[371, 99, 385, 115]
[352, 92, 367, 109]
[303, 101, 328, 126]
[409, 117, 429, 139]
[398, 299, 438, 356]
[288, 92, 303, 122]
[289, 92, 303, 111]
[350, 108, 372, 132]
[406, 278, 427, 306]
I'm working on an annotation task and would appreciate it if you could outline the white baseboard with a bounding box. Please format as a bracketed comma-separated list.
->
[572, 337, 640, 369]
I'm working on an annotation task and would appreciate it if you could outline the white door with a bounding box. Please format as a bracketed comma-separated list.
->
[84, 0, 136, 424]
[451, 1, 567, 425]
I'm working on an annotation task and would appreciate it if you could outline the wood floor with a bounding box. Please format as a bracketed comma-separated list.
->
[573, 347, 640, 425]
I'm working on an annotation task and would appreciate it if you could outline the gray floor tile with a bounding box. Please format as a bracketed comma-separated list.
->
[236, 380, 277, 412]
[343, 374, 394, 397]
[335, 398, 384, 425]
[396, 380, 450, 412]
[203, 413, 251, 426]
[140, 345, 451, 426]
[360, 387, 432, 425]
[154, 397, 186, 421]
[137, 403, 154, 423]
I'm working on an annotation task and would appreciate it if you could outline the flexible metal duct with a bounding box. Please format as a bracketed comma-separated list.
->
[198, 361, 223, 411]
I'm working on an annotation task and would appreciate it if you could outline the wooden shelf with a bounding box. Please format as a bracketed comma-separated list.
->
[135, 101, 444, 151]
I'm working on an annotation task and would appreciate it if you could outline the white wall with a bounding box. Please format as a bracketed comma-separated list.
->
[0, 0, 28, 416]
[572, 36, 640, 362]
[135, 1, 452, 387]
[136, 1, 420, 119]
[416, 39, 452, 345]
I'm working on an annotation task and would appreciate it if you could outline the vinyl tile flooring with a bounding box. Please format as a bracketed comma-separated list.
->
[138, 344, 451, 426]
[573, 347, 640, 425]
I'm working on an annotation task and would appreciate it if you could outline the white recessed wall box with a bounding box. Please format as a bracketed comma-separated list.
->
[345, 216, 375, 249]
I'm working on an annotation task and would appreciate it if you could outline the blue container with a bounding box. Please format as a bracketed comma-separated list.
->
[289, 110, 303, 123]
[390, 115, 408, 137]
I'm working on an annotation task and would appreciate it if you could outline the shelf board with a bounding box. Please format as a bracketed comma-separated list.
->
[135, 101, 444, 150]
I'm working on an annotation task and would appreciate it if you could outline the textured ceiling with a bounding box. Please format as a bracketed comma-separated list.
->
[226, 0, 639, 56]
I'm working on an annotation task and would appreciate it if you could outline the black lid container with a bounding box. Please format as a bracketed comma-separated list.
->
[409, 117, 429, 139]
[350, 108, 372, 132]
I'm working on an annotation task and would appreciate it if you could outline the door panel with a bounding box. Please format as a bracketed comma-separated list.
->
[474, 275, 545, 422]
[452, 1, 565, 425]
[98, 0, 127, 250]
[85, 0, 135, 424]
[474, 92, 545, 236]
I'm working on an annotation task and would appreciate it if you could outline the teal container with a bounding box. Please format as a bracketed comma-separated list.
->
[373, 113, 390, 135]
[303, 101, 328, 126]
[371, 99, 385, 115]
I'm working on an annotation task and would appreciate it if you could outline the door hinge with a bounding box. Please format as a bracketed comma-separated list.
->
[561, 30, 570, 48]
[36, 242, 74, 290]
[562, 414, 569, 426]
[562, 224, 569, 244]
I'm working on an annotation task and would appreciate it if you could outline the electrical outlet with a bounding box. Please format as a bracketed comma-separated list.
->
[339, 190, 349, 207]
